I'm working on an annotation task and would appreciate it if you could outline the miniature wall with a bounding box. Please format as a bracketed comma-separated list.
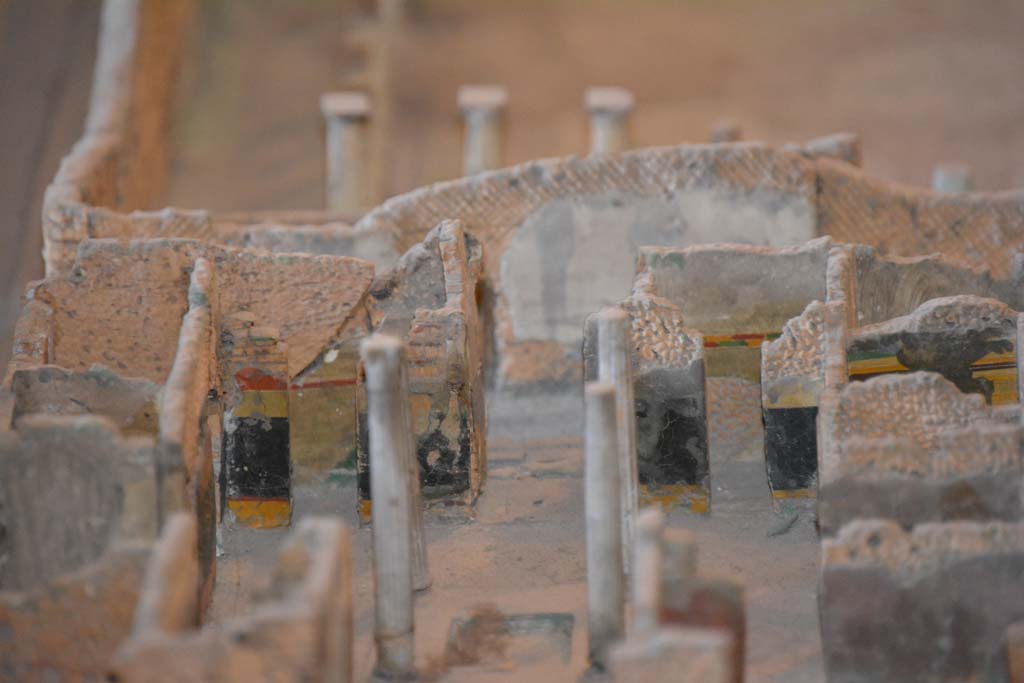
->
[850, 246, 1021, 326]
[358, 145, 821, 388]
[760, 300, 832, 498]
[0, 415, 160, 590]
[356, 220, 489, 504]
[158, 259, 217, 606]
[818, 157, 1024, 281]
[9, 239, 196, 383]
[820, 519, 1024, 682]
[43, 0, 196, 276]
[632, 239, 831, 464]
[111, 515, 353, 683]
[819, 420, 1023, 535]
[0, 415, 160, 682]
[847, 295, 1019, 406]
[583, 295, 709, 513]
[764, 252, 1022, 503]
[816, 371, 1021, 534]
[37, 0, 1024, 400]
[10, 365, 159, 435]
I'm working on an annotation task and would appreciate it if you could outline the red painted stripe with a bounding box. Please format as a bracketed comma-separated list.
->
[235, 367, 288, 391]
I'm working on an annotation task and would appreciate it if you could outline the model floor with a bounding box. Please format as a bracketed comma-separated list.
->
[211, 391, 821, 682]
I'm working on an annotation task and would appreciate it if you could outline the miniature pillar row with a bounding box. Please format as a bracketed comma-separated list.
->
[597, 306, 639, 575]
[585, 87, 634, 155]
[362, 334, 430, 679]
[321, 91, 372, 214]
[585, 381, 626, 670]
[458, 85, 508, 176]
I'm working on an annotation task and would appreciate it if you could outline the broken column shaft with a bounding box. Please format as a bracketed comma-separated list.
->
[321, 91, 371, 213]
[362, 334, 429, 678]
[585, 381, 626, 670]
[597, 306, 639, 575]
[585, 87, 634, 155]
[458, 85, 507, 176]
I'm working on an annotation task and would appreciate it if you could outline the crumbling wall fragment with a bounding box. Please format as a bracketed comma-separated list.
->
[847, 295, 1019, 405]
[0, 414, 161, 683]
[819, 422, 1024, 534]
[821, 520, 1024, 682]
[111, 516, 353, 683]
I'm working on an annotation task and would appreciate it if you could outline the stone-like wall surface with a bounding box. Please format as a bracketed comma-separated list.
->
[359, 144, 821, 386]
[43, 0, 196, 276]
[357, 220, 488, 503]
[821, 519, 1024, 683]
[0, 414, 160, 682]
[10, 365, 160, 435]
[0, 543, 150, 683]
[760, 300, 830, 497]
[819, 371, 994, 486]
[634, 239, 832, 466]
[819, 421, 1023, 535]
[818, 157, 1024, 281]
[584, 294, 709, 512]
[634, 238, 830, 335]
[0, 414, 159, 591]
[850, 246, 1020, 327]
[111, 516, 353, 683]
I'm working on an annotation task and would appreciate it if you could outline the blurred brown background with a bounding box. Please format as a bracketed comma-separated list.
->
[4, 0, 1024, 366]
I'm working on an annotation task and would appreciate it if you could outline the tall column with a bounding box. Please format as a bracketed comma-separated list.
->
[320, 91, 371, 213]
[932, 162, 975, 193]
[362, 334, 427, 679]
[585, 382, 626, 670]
[597, 306, 638, 574]
[585, 87, 634, 155]
[458, 85, 508, 176]
[631, 508, 665, 637]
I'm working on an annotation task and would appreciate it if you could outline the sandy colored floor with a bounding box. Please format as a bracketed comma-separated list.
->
[213, 391, 821, 682]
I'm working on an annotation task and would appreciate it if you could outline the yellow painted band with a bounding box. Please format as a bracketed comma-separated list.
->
[234, 389, 289, 418]
[227, 499, 291, 528]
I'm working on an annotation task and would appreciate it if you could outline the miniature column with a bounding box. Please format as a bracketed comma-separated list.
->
[585, 382, 626, 670]
[631, 508, 664, 637]
[320, 91, 371, 213]
[710, 119, 742, 143]
[362, 334, 427, 679]
[597, 306, 639, 574]
[458, 85, 508, 176]
[585, 87, 634, 155]
[932, 162, 975, 193]
[660, 527, 697, 615]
